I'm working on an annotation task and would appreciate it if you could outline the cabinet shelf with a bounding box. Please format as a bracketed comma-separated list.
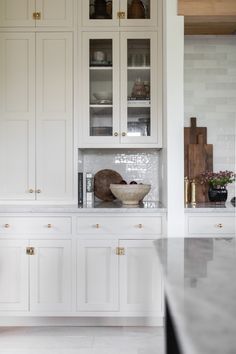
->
[128, 100, 151, 107]
[90, 66, 112, 70]
[90, 104, 113, 108]
[128, 66, 150, 70]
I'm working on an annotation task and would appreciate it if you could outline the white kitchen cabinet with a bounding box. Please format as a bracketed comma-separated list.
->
[77, 240, 119, 312]
[0, 0, 73, 27]
[119, 240, 162, 314]
[0, 32, 73, 202]
[30, 240, 72, 312]
[0, 240, 29, 311]
[82, 0, 158, 27]
[81, 31, 161, 148]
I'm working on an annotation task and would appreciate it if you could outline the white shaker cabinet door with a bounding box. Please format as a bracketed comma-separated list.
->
[0, 0, 35, 27]
[77, 240, 119, 312]
[30, 240, 72, 312]
[36, 0, 73, 27]
[0, 33, 36, 200]
[36, 32, 73, 201]
[119, 240, 163, 315]
[0, 240, 29, 311]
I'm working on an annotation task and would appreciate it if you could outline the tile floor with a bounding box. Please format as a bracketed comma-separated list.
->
[0, 326, 164, 354]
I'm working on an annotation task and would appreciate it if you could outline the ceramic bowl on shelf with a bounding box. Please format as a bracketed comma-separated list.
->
[93, 91, 112, 102]
[110, 184, 151, 205]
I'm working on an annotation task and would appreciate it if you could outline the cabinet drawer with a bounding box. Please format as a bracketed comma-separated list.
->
[0, 217, 72, 235]
[188, 216, 235, 235]
[77, 216, 162, 235]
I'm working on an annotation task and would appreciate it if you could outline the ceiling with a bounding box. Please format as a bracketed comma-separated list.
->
[178, 0, 236, 35]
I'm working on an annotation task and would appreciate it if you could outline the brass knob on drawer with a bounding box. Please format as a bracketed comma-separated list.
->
[216, 223, 223, 228]
[4, 224, 10, 228]
[138, 224, 143, 229]
[95, 224, 100, 229]
[47, 224, 52, 228]
[26, 247, 35, 255]
[117, 11, 125, 19]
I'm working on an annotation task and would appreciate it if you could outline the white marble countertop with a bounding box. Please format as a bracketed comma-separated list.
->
[0, 201, 166, 214]
[185, 202, 235, 213]
[155, 237, 236, 354]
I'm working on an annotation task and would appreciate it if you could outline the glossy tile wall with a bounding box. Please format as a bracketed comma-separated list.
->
[78, 149, 159, 201]
[185, 36, 236, 200]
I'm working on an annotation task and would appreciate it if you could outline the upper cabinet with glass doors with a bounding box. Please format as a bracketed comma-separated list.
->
[81, 31, 162, 148]
[82, 0, 158, 27]
[0, 0, 73, 27]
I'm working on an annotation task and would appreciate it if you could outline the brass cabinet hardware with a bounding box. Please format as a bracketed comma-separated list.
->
[116, 247, 125, 256]
[122, 132, 126, 137]
[117, 11, 125, 19]
[114, 132, 119, 137]
[95, 224, 100, 229]
[216, 223, 223, 228]
[29, 189, 34, 193]
[47, 224, 52, 228]
[4, 224, 10, 228]
[33, 12, 41, 20]
[26, 247, 35, 255]
[138, 223, 143, 229]
[36, 189, 42, 193]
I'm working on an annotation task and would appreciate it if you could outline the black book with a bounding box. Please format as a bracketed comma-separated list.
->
[78, 172, 83, 205]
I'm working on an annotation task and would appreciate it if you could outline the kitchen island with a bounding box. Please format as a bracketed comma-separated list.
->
[155, 237, 236, 354]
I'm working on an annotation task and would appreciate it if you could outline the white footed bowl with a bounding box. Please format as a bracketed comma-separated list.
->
[110, 184, 151, 205]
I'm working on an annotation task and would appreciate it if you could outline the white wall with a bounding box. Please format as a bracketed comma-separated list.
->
[185, 36, 236, 201]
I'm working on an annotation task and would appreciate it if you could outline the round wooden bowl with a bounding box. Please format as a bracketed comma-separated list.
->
[94, 169, 123, 201]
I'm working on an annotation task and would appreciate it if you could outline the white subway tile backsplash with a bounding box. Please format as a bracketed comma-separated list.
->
[185, 36, 236, 201]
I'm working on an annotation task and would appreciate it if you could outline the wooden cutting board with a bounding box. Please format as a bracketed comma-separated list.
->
[188, 134, 213, 202]
[184, 117, 207, 177]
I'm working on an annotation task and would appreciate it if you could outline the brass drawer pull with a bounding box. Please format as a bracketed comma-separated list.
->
[33, 12, 41, 20]
[36, 189, 42, 194]
[26, 247, 35, 256]
[138, 223, 143, 229]
[116, 247, 125, 256]
[29, 189, 34, 193]
[122, 132, 126, 137]
[117, 11, 125, 19]
[95, 224, 100, 229]
[4, 224, 10, 228]
[216, 223, 223, 229]
[47, 224, 52, 228]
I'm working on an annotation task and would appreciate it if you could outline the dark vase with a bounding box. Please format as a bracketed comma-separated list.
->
[208, 186, 228, 203]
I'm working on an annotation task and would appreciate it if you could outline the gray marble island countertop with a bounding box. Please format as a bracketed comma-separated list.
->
[0, 201, 166, 213]
[155, 237, 236, 354]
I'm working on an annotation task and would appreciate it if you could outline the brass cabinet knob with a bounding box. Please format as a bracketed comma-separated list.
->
[116, 247, 125, 256]
[114, 132, 119, 137]
[4, 224, 10, 228]
[117, 11, 125, 19]
[122, 132, 126, 137]
[36, 189, 42, 194]
[47, 224, 52, 228]
[138, 223, 143, 229]
[216, 223, 223, 228]
[26, 247, 35, 255]
[33, 12, 41, 20]
[29, 189, 34, 193]
[95, 224, 100, 229]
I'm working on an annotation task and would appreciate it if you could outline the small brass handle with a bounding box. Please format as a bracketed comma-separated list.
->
[4, 224, 10, 228]
[117, 11, 125, 19]
[116, 247, 125, 256]
[33, 12, 41, 20]
[216, 223, 223, 228]
[122, 132, 126, 137]
[95, 224, 100, 229]
[138, 224, 143, 229]
[29, 189, 34, 193]
[36, 189, 42, 194]
[114, 132, 118, 137]
[26, 247, 35, 256]
[47, 224, 52, 228]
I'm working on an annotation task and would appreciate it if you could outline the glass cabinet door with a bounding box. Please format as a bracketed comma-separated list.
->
[82, 0, 158, 27]
[120, 32, 160, 145]
[82, 33, 120, 146]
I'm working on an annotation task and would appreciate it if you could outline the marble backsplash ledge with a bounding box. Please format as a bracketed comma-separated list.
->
[78, 149, 160, 201]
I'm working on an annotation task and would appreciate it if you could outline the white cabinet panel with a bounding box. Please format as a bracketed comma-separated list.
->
[119, 240, 162, 314]
[0, 33, 35, 200]
[30, 240, 72, 312]
[36, 0, 73, 27]
[36, 33, 73, 201]
[0, 240, 28, 311]
[77, 240, 119, 312]
[0, 0, 35, 27]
